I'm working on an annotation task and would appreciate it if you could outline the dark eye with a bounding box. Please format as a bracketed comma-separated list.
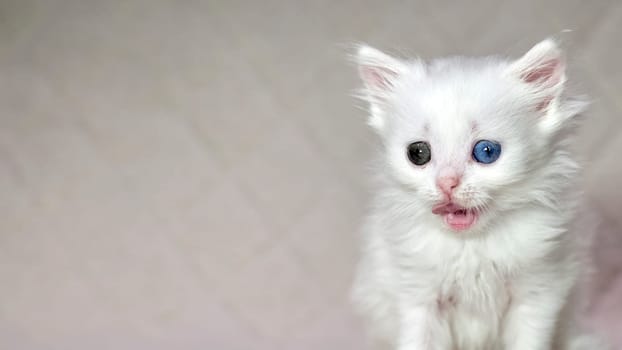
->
[472, 140, 502, 164]
[407, 141, 431, 166]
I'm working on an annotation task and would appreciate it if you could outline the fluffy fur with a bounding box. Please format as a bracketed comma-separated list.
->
[351, 39, 606, 350]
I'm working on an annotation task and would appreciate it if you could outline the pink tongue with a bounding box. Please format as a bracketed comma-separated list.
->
[445, 210, 476, 229]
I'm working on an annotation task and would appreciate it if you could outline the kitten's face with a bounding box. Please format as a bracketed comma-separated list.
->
[385, 62, 539, 231]
[357, 40, 577, 233]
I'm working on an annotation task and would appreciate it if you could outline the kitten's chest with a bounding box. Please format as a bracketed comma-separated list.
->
[434, 251, 512, 347]
[434, 260, 512, 349]
[438, 261, 511, 311]
[393, 229, 517, 312]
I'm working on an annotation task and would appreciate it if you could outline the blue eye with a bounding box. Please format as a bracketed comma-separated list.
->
[472, 140, 502, 164]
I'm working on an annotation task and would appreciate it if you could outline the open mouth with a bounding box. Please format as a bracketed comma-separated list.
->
[432, 202, 478, 231]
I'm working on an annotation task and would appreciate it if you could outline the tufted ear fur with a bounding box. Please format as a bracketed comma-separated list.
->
[355, 45, 408, 131]
[507, 39, 566, 113]
[506, 38, 589, 134]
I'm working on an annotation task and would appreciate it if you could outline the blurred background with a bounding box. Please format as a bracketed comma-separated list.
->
[1, 1, 621, 349]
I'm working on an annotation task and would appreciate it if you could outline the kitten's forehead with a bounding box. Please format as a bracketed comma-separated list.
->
[397, 58, 513, 134]
[427, 56, 507, 75]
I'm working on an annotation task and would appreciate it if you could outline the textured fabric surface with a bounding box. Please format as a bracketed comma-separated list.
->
[0, 1, 620, 349]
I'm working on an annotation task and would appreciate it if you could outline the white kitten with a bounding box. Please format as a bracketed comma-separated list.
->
[351, 39, 606, 350]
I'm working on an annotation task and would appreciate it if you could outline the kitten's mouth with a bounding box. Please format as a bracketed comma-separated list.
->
[432, 202, 478, 231]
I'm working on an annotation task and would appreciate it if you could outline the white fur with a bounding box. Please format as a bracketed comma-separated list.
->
[351, 39, 605, 350]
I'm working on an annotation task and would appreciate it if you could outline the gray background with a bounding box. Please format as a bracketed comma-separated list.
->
[1, 1, 621, 349]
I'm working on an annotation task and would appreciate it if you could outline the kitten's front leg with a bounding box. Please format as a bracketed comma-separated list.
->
[503, 285, 568, 350]
[397, 303, 451, 350]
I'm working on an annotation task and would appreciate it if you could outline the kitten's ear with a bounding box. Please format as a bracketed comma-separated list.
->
[356, 45, 405, 94]
[355, 45, 408, 131]
[507, 39, 566, 112]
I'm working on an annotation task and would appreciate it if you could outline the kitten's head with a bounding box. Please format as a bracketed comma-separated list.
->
[355, 39, 586, 233]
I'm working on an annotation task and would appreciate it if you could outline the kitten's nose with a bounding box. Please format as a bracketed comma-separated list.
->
[437, 176, 460, 197]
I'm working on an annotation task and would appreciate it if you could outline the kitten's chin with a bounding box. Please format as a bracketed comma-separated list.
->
[432, 202, 479, 232]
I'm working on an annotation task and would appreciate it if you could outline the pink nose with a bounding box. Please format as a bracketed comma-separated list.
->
[437, 176, 460, 196]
